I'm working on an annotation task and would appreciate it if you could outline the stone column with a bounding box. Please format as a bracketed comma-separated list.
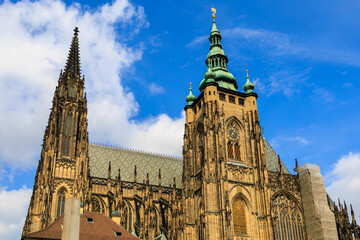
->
[298, 163, 338, 240]
[61, 197, 80, 240]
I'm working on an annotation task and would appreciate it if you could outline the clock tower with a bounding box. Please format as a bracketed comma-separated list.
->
[182, 13, 273, 240]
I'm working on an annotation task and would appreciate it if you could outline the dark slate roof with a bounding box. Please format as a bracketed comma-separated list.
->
[88, 144, 183, 187]
[264, 138, 291, 174]
[23, 211, 140, 240]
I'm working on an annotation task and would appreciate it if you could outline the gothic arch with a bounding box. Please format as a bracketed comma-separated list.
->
[90, 195, 105, 214]
[228, 184, 252, 207]
[134, 198, 145, 237]
[271, 191, 305, 240]
[121, 200, 133, 232]
[231, 192, 251, 238]
[56, 187, 67, 218]
[152, 205, 160, 234]
[225, 117, 246, 162]
[225, 116, 245, 131]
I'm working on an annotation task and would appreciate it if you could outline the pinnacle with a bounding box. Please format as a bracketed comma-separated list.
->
[63, 27, 81, 79]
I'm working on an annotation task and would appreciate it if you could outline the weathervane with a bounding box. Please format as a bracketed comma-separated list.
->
[211, 7, 216, 19]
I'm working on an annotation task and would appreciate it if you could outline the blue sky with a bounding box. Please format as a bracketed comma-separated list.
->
[0, 0, 359, 238]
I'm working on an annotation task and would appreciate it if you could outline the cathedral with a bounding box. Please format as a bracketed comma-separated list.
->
[22, 13, 359, 240]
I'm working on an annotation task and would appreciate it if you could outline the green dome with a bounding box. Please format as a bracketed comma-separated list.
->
[185, 83, 196, 105]
[207, 46, 225, 58]
[243, 70, 255, 93]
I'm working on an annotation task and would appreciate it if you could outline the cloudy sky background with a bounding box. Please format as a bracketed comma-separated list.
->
[0, 0, 359, 238]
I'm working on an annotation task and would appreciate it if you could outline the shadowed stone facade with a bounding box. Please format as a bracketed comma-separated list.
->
[22, 16, 359, 240]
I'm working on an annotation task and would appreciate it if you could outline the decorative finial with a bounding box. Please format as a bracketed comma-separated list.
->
[74, 27, 79, 35]
[185, 82, 196, 105]
[211, 8, 216, 19]
[243, 67, 255, 94]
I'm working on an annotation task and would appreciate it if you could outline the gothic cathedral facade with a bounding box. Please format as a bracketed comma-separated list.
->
[22, 17, 359, 240]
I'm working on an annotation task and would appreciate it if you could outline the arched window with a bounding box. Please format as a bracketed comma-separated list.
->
[91, 197, 104, 214]
[69, 85, 75, 98]
[124, 206, 129, 230]
[233, 198, 247, 235]
[135, 202, 142, 237]
[154, 210, 158, 233]
[227, 141, 234, 159]
[62, 112, 72, 156]
[234, 143, 241, 160]
[226, 122, 241, 160]
[272, 194, 305, 240]
[57, 190, 66, 217]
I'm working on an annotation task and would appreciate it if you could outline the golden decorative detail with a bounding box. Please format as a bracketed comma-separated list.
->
[211, 8, 216, 19]
[233, 198, 247, 234]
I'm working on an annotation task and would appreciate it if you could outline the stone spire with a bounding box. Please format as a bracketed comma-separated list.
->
[63, 27, 81, 79]
[199, 13, 238, 92]
[22, 27, 89, 236]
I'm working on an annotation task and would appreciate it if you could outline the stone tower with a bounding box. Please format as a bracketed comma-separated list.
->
[182, 16, 273, 240]
[22, 28, 89, 235]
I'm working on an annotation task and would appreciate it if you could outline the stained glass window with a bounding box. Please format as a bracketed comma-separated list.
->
[272, 194, 305, 240]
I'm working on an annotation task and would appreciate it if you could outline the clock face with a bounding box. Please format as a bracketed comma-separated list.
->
[227, 127, 239, 142]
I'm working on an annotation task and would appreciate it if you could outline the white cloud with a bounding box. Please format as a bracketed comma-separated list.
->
[285, 136, 309, 145]
[0, 186, 32, 240]
[148, 82, 165, 95]
[342, 82, 353, 87]
[186, 35, 208, 48]
[326, 152, 360, 222]
[253, 68, 311, 96]
[0, 0, 185, 173]
[312, 87, 335, 103]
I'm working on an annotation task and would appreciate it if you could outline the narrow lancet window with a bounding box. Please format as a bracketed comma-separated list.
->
[227, 141, 234, 159]
[57, 190, 66, 217]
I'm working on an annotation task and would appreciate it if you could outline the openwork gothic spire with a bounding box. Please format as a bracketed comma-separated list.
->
[63, 27, 81, 79]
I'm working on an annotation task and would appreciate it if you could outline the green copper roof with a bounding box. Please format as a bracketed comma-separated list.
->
[199, 19, 238, 92]
[243, 70, 255, 93]
[210, 19, 220, 36]
[185, 83, 196, 105]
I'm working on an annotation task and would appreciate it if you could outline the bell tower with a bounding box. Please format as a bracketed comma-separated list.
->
[182, 11, 272, 240]
[23, 27, 89, 236]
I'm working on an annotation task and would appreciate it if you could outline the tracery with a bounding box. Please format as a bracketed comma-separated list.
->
[272, 193, 305, 240]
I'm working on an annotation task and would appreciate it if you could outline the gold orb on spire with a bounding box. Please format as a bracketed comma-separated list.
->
[211, 8, 216, 19]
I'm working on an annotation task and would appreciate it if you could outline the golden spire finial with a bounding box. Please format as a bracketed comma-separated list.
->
[190, 82, 192, 86]
[211, 8, 216, 19]
[246, 64, 248, 73]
